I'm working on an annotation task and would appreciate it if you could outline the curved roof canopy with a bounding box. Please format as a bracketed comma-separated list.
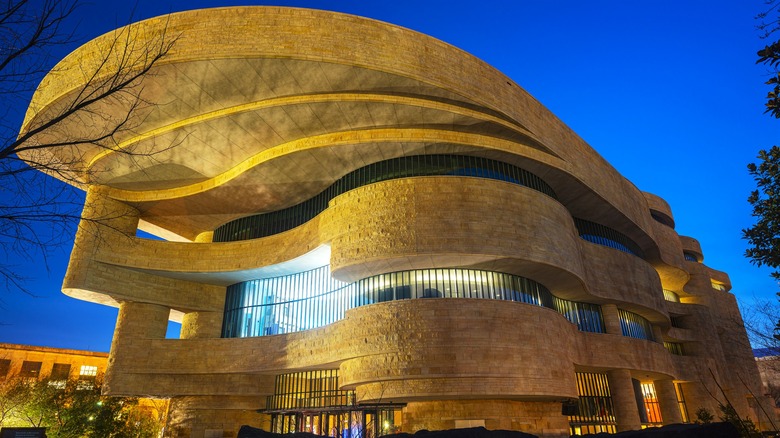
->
[18, 7, 652, 243]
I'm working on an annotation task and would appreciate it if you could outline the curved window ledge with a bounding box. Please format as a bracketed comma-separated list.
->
[214, 154, 556, 242]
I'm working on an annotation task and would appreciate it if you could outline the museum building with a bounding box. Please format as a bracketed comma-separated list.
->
[17, 6, 773, 438]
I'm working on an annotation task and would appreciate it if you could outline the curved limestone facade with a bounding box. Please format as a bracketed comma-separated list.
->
[19, 7, 772, 438]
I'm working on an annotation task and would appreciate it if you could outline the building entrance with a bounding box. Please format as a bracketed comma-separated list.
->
[270, 407, 400, 438]
[264, 370, 402, 437]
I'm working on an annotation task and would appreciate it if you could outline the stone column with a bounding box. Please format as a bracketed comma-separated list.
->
[181, 311, 224, 339]
[601, 304, 622, 335]
[655, 379, 683, 425]
[194, 231, 214, 242]
[79, 185, 140, 245]
[105, 301, 169, 394]
[64, 186, 140, 292]
[607, 369, 641, 432]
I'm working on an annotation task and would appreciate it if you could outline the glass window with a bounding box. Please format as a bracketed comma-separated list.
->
[223, 266, 607, 338]
[50, 363, 71, 380]
[214, 154, 556, 242]
[79, 365, 98, 377]
[20, 361, 42, 379]
[663, 290, 680, 302]
[640, 382, 663, 425]
[77, 365, 98, 390]
[0, 359, 10, 378]
[675, 383, 689, 423]
[574, 218, 644, 257]
[650, 210, 674, 228]
[569, 372, 616, 435]
[664, 342, 685, 356]
[618, 309, 655, 341]
[711, 281, 727, 292]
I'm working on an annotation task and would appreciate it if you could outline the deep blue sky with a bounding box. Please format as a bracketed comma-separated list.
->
[1, 0, 777, 352]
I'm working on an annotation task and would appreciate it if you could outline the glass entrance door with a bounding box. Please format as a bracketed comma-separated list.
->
[270, 408, 399, 438]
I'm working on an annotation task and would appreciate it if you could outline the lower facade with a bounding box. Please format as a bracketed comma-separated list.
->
[68, 185, 777, 438]
[155, 366, 758, 438]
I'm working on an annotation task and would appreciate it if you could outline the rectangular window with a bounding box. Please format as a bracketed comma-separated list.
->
[50, 363, 71, 380]
[0, 359, 10, 378]
[664, 342, 685, 356]
[79, 365, 97, 377]
[662, 290, 680, 302]
[711, 281, 726, 291]
[640, 383, 663, 424]
[568, 372, 617, 435]
[20, 361, 42, 379]
[670, 316, 685, 329]
[77, 365, 98, 390]
[675, 383, 689, 423]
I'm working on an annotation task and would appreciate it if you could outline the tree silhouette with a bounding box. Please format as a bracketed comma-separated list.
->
[757, 0, 780, 118]
[0, 0, 175, 293]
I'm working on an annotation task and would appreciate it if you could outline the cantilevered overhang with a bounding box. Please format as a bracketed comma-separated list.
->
[18, 6, 660, 245]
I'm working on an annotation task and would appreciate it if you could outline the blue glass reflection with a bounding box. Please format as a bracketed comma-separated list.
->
[222, 266, 605, 337]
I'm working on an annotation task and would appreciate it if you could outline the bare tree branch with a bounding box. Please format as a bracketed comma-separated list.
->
[0, 0, 178, 293]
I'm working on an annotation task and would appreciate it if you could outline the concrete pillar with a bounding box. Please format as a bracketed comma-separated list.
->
[111, 301, 169, 346]
[602, 304, 622, 335]
[194, 231, 214, 242]
[655, 379, 683, 425]
[80, 185, 140, 242]
[607, 369, 642, 432]
[181, 311, 223, 339]
[166, 396, 267, 438]
[105, 301, 169, 394]
[65, 186, 140, 292]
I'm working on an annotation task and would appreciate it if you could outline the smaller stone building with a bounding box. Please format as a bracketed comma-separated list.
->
[0, 343, 168, 429]
[0, 343, 108, 387]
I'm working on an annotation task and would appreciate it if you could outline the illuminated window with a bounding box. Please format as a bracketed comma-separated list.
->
[265, 369, 401, 438]
[266, 370, 352, 411]
[663, 290, 680, 302]
[77, 365, 98, 390]
[20, 361, 42, 379]
[79, 365, 97, 376]
[711, 281, 726, 292]
[568, 372, 616, 435]
[223, 266, 605, 338]
[664, 342, 685, 356]
[675, 383, 689, 423]
[640, 383, 662, 425]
